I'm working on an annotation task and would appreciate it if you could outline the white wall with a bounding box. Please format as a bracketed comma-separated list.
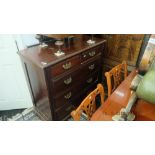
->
[14, 34, 39, 50]
[0, 34, 39, 110]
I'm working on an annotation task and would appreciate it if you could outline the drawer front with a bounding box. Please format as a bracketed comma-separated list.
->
[82, 56, 101, 76]
[51, 68, 82, 95]
[53, 83, 83, 109]
[49, 55, 81, 77]
[81, 45, 102, 62]
[84, 71, 100, 88]
[51, 56, 101, 95]
[55, 103, 74, 121]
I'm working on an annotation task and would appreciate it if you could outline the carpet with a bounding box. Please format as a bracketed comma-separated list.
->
[6, 107, 46, 121]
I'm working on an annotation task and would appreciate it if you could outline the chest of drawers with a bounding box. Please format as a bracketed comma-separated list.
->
[18, 36, 105, 120]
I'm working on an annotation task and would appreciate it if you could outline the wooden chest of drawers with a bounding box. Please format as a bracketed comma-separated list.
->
[18, 36, 105, 120]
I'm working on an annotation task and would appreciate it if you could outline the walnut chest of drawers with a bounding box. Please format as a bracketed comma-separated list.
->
[18, 36, 105, 120]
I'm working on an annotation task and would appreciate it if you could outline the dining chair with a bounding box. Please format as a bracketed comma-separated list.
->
[105, 61, 127, 97]
[70, 83, 105, 121]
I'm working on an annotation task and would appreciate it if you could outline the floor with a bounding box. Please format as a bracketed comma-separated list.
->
[0, 107, 46, 121]
[0, 84, 107, 121]
[0, 107, 88, 121]
[0, 109, 25, 121]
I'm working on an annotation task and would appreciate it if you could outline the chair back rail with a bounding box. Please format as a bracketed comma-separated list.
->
[105, 61, 127, 97]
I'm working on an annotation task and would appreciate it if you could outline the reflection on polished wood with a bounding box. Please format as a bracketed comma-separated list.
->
[91, 69, 155, 121]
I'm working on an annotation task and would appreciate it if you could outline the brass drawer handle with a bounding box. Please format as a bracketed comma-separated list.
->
[82, 53, 87, 58]
[62, 62, 72, 70]
[87, 78, 93, 83]
[65, 106, 73, 112]
[88, 64, 95, 70]
[64, 92, 72, 99]
[64, 77, 72, 85]
[89, 51, 96, 57]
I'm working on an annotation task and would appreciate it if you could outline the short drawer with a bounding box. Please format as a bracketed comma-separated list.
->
[81, 45, 102, 62]
[82, 57, 101, 76]
[49, 55, 81, 77]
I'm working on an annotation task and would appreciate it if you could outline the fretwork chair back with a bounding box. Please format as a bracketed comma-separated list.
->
[105, 61, 127, 97]
[71, 84, 105, 121]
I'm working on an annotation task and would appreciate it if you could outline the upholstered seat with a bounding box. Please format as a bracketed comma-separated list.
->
[136, 70, 155, 104]
[149, 58, 155, 71]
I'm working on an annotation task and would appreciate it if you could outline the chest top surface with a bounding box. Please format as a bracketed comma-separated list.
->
[18, 36, 105, 69]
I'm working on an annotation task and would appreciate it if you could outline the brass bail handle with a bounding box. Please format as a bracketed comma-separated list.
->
[62, 62, 72, 70]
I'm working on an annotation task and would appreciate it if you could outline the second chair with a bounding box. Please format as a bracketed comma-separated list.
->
[105, 61, 127, 97]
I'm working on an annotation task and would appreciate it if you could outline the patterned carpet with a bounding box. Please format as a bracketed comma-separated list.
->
[0, 107, 46, 121]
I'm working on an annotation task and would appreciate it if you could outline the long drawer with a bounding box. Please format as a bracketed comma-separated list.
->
[51, 56, 101, 95]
